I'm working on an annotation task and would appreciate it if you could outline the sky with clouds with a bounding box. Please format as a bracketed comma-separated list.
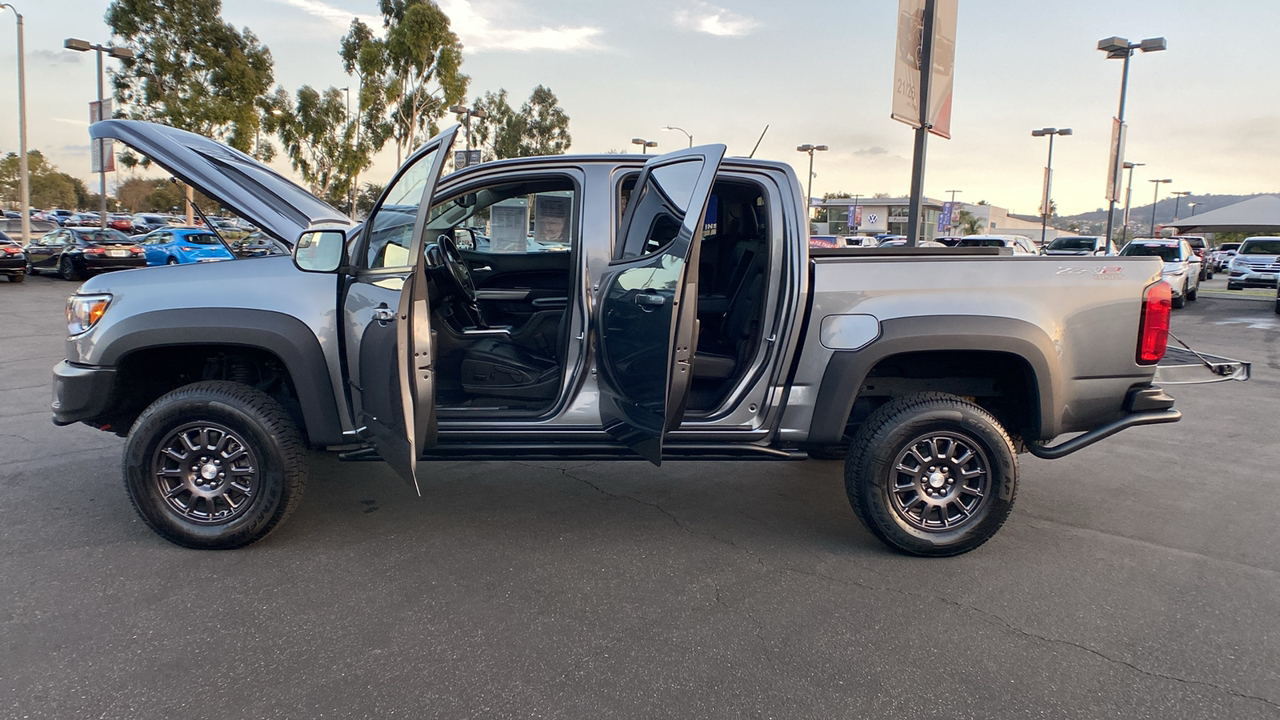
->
[1, 0, 1277, 216]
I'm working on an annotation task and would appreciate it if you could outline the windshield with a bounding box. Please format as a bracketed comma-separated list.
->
[958, 238, 1006, 247]
[1121, 243, 1180, 261]
[1239, 239, 1280, 255]
[74, 229, 131, 244]
[1219, 243, 1241, 252]
[1047, 237, 1097, 250]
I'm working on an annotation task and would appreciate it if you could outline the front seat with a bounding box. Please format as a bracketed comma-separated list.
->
[458, 309, 569, 401]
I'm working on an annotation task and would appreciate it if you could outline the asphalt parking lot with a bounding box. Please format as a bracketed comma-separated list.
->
[2, 272, 1278, 719]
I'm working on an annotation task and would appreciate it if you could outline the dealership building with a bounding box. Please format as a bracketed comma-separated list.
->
[810, 197, 1056, 242]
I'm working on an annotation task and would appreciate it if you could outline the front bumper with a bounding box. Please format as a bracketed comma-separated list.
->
[1227, 270, 1278, 287]
[51, 360, 118, 426]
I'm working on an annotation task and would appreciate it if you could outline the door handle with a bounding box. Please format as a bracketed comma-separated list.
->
[634, 292, 666, 309]
[373, 305, 396, 323]
[472, 265, 493, 272]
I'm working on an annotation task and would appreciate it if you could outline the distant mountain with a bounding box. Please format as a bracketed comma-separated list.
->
[1054, 193, 1279, 236]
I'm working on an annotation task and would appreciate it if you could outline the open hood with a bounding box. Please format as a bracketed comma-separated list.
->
[90, 120, 351, 244]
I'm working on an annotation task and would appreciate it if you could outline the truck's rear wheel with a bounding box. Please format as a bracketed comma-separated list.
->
[845, 392, 1017, 557]
[123, 381, 307, 549]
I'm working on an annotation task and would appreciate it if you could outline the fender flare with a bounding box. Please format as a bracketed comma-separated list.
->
[807, 315, 1060, 445]
[94, 307, 345, 445]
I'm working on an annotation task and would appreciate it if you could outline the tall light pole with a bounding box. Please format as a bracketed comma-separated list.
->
[1171, 190, 1191, 220]
[1, 4, 28, 245]
[1031, 127, 1071, 246]
[1121, 161, 1144, 242]
[1187, 202, 1198, 217]
[662, 125, 692, 147]
[1098, 35, 1167, 252]
[1149, 178, 1171, 235]
[64, 37, 133, 229]
[796, 143, 828, 217]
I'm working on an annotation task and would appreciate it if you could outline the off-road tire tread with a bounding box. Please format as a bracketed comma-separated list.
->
[123, 380, 307, 549]
[845, 391, 1018, 557]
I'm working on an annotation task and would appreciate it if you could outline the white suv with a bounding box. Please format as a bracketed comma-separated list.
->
[1226, 237, 1280, 291]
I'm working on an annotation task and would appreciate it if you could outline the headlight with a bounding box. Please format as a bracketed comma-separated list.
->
[1230, 258, 1246, 270]
[66, 294, 111, 336]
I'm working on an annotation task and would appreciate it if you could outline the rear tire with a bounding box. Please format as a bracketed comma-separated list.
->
[123, 381, 308, 550]
[845, 392, 1018, 557]
[166, 256, 179, 265]
[59, 257, 80, 281]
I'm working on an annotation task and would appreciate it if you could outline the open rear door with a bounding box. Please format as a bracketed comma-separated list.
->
[341, 127, 459, 493]
[595, 145, 726, 464]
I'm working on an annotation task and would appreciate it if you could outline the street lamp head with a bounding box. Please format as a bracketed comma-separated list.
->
[814, 145, 828, 152]
[448, 104, 468, 114]
[797, 144, 813, 152]
[1058, 128, 1073, 136]
[1097, 36, 1129, 54]
[1031, 127, 1054, 136]
[64, 37, 91, 52]
[645, 141, 657, 148]
[1138, 37, 1167, 53]
[631, 137, 646, 145]
[1123, 161, 1144, 169]
[470, 108, 488, 119]
[107, 46, 134, 60]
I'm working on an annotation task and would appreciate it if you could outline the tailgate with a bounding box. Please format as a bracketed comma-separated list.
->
[1155, 339, 1251, 384]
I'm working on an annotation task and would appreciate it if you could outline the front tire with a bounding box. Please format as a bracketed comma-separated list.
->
[166, 256, 179, 265]
[1187, 284, 1198, 301]
[1172, 283, 1187, 308]
[123, 381, 308, 549]
[8, 272, 24, 283]
[845, 392, 1018, 557]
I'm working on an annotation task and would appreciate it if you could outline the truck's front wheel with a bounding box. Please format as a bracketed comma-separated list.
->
[123, 381, 307, 549]
[845, 392, 1017, 557]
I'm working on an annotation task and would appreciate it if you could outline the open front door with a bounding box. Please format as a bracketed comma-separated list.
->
[596, 145, 726, 464]
[341, 127, 459, 493]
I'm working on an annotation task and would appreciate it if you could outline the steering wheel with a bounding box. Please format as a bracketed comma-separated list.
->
[435, 233, 476, 303]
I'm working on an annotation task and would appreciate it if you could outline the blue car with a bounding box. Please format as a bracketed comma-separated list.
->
[138, 227, 234, 266]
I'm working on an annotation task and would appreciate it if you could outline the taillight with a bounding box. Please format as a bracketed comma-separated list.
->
[1137, 282, 1171, 365]
[180, 246, 197, 252]
[2, 245, 21, 254]
[132, 247, 145, 255]
[84, 247, 105, 255]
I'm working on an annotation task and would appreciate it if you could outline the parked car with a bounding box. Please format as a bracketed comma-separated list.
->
[1042, 235, 1108, 256]
[1179, 236, 1213, 280]
[1119, 238, 1201, 308]
[229, 231, 290, 258]
[107, 214, 135, 233]
[1211, 242, 1241, 272]
[0, 231, 26, 282]
[130, 213, 170, 234]
[64, 212, 103, 228]
[138, 227, 235, 265]
[45, 209, 73, 226]
[876, 238, 947, 247]
[841, 235, 879, 248]
[53, 119, 1250, 556]
[1226, 237, 1280, 290]
[23, 226, 146, 280]
[957, 234, 1038, 254]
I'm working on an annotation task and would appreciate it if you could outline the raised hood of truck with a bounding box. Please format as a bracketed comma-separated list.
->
[90, 119, 350, 245]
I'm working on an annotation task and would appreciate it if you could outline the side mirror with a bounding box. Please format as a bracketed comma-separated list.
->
[293, 229, 346, 273]
[453, 227, 477, 251]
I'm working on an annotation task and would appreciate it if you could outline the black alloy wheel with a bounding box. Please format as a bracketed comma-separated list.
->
[845, 392, 1018, 557]
[59, 257, 80, 281]
[151, 422, 261, 525]
[886, 432, 991, 532]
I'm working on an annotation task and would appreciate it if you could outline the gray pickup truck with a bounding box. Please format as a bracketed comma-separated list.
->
[52, 121, 1247, 556]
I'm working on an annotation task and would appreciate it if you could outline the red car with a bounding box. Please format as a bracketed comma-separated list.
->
[108, 214, 135, 233]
